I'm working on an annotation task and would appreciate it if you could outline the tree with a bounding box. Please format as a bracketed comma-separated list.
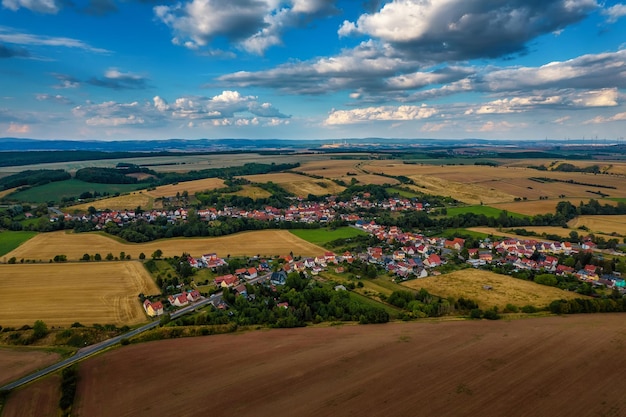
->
[152, 249, 163, 260]
[33, 320, 48, 339]
[159, 313, 171, 326]
[81, 253, 91, 261]
[94, 253, 102, 261]
[87, 206, 97, 215]
[139, 252, 146, 260]
[105, 252, 114, 261]
[119, 251, 126, 261]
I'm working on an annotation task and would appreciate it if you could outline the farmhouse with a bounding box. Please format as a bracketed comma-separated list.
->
[143, 299, 164, 317]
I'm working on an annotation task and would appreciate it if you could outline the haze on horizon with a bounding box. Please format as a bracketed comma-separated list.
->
[1, 0, 626, 141]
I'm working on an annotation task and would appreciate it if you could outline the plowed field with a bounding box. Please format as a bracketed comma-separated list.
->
[2, 374, 61, 417]
[0, 348, 60, 386]
[73, 315, 626, 417]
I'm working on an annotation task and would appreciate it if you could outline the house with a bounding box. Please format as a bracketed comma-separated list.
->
[168, 293, 189, 307]
[245, 267, 258, 280]
[143, 299, 164, 317]
[186, 290, 201, 302]
[424, 253, 442, 268]
[444, 237, 465, 251]
[214, 274, 238, 288]
[270, 271, 287, 285]
[234, 284, 248, 296]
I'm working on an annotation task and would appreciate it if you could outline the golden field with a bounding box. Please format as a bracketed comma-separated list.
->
[229, 185, 272, 199]
[361, 162, 626, 204]
[144, 177, 225, 198]
[568, 215, 626, 236]
[0, 262, 159, 326]
[404, 269, 585, 310]
[4, 230, 327, 261]
[491, 198, 617, 216]
[241, 172, 345, 196]
[467, 226, 618, 241]
[68, 192, 154, 212]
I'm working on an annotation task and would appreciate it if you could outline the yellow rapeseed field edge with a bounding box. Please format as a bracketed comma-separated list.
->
[0, 262, 159, 327]
[4, 230, 328, 261]
[403, 269, 586, 310]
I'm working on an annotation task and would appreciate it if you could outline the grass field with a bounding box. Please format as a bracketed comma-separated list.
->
[0, 262, 160, 326]
[4, 180, 140, 204]
[4, 230, 327, 261]
[446, 205, 526, 219]
[289, 227, 366, 246]
[387, 187, 420, 198]
[68, 191, 154, 212]
[403, 269, 585, 310]
[0, 230, 37, 257]
[229, 185, 272, 199]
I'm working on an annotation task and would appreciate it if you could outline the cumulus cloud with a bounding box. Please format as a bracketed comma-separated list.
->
[2, 0, 58, 13]
[50, 73, 80, 89]
[339, 0, 598, 61]
[584, 112, 626, 124]
[155, 0, 337, 54]
[325, 104, 436, 125]
[7, 122, 31, 133]
[72, 100, 158, 127]
[87, 68, 150, 90]
[602, 3, 626, 23]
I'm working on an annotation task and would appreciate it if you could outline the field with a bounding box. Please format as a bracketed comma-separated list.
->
[289, 227, 366, 246]
[0, 348, 60, 386]
[568, 215, 626, 236]
[467, 226, 618, 241]
[4, 230, 327, 261]
[68, 191, 154, 212]
[0, 231, 37, 257]
[0, 262, 159, 327]
[293, 160, 397, 186]
[446, 205, 526, 219]
[241, 172, 345, 196]
[143, 177, 225, 198]
[403, 269, 584, 310]
[491, 198, 617, 216]
[2, 374, 61, 417]
[70, 315, 626, 417]
[362, 162, 626, 204]
[228, 185, 272, 199]
[2, 180, 140, 204]
[0, 186, 19, 199]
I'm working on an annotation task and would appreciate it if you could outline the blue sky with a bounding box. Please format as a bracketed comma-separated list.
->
[1, 0, 626, 141]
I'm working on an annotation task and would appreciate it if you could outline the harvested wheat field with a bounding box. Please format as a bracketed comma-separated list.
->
[2, 374, 61, 417]
[241, 172, 345, 196]
[468, 226, 618, 242]
[0, 348, 60, 386]
[73, 314, 626, 417]
[408, 175, 515, 204]
[68, 192, 154, 212]
[0, 262, 159, 327]
[4, 230, 326, 261]
[143, 178, 225, 198]
[491, 198, 617, 216]
[362, 162, 626, 202]
[568, 215, 626, 236]
[404, 269, 584, 310]
[0, 187, 19, 199]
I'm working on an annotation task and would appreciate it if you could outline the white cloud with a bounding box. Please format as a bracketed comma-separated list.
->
[325, 104, 437, 125]
[155, 0, 337, 54]
[0, 27, 109, 53]
[584, 112, 626, 124]
[35, 93, 72, 105]
[477, 121, 525, 132]
[6, 122, 30, 133]
[2, 0, 58, 14]
[602, 3, 626, 23]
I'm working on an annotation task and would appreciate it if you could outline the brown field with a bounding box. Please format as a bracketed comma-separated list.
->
[229, 185, 272, 199]
[4, 230, 327, 261]
[144, 177, 225, 198]
[295, 159, 367, 177]
[0, 262, 160, 326]
[68, 192, 154, 212]
[491, 198, 617, 215]
[241, 172, 345, 196]
[73, 315, 626, 417]
[568, 215, 626, 237]
[2, 374, 61, 417]
[0, 348, 60, 386]
[0, 187, 20, 199]
[502, 158, 626, 175]
[125, 172, 156, 181]
[362, 162, 626, 203]
[403, 269, 584, 310]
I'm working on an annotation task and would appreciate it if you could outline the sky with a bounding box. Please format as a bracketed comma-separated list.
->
[1, 0, 626, 141]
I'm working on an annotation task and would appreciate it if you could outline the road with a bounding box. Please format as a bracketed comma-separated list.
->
[1, 272, 271, 392]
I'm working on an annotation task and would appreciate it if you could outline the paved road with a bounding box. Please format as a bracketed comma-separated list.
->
[1, 272, 271, 392]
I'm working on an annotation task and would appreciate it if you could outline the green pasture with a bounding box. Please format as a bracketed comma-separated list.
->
[4, 179, 142, 204]
[0, 231, 37, 257]
[446, 205, 526, 219]
[290, 227, 366, 246]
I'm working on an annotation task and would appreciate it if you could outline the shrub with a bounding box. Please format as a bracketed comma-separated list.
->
[521, 305, 538, 314]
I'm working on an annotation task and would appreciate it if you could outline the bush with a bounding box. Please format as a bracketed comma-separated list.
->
[483, 308, 501, 320]
[469, 308, 483, 319]
[521, 305, 538, 314]
[504, 303, 519, 313]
